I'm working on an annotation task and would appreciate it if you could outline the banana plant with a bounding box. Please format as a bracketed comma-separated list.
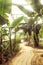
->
[15, 0, 43, 47]
[0, 0, 24, 62]
[0, 0, 12, 63]
[0, 16, 24, 64]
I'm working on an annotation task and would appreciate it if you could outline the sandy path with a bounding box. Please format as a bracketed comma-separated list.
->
[8, 42, 34, 65]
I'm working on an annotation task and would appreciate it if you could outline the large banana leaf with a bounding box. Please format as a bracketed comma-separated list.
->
[0, 0, 12, 17]
[11, 16, 24, 27]
[16, 4, 35, 17]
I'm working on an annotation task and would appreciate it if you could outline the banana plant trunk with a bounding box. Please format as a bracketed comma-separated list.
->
[34, 33, 39, 47]
[27, 33, 31, 45]
[28, 35, 31, 45]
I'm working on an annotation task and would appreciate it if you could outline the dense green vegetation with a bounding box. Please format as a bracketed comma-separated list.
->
[0, 0, 24, 64]
[0, 0, 43, 64]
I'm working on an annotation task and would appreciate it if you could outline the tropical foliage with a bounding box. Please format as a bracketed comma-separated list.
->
[0, 0, 24, 64]
[0, 0, 43, 64]
[15, 0, 43, 47]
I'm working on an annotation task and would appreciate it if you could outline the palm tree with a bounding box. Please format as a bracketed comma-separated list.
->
[15, 0, 43, 47]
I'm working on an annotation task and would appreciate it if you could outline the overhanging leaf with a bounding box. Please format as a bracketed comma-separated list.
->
[16, 4, 35, 17]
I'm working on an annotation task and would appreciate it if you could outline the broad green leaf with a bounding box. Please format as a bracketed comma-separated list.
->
[11, 16, 24, 27]
[16, 4, 35, 17]
[0, 0, 12, 17]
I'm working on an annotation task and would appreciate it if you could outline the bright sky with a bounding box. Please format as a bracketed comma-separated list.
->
[12, 0, 27, 5]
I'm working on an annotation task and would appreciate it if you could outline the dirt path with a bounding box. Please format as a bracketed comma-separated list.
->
[8, 42, 34, 65]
